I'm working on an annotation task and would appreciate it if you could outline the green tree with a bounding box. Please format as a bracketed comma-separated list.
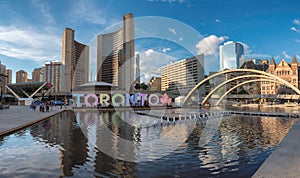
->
[238, 89, 249, 94]
[134, 83, 141, 90]
[141, 82, 148, 91]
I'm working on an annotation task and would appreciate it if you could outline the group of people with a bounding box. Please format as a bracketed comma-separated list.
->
[39, 102, 51, 112]
[30, 101, 61, 112]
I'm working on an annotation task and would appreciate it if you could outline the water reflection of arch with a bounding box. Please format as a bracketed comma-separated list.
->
[182, 69, 300, 106]
[201, 75, 278, 105]
[216, 79, 282, 106]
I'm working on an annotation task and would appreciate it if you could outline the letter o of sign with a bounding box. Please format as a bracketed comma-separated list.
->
[148, 94, 159, 106]
[112, 93, 125, 106]
[85, 94, 98, 107]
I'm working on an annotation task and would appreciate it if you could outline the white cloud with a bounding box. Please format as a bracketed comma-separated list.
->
[30, 0, 56, 25]
[195, 35, 228, 55]
[295, 39, 300, 43]
[138, 49, 176, 82]
[293, 19, 300, 25]
[290, 27, 300, 33]
[145, 49, 155, 56]
[178, 37, 184, 41]
[215, 19, 220, 23]
[0, 25, 61, 62]
[70, 0, 107, 25]
[168, 27, 176, 35]
[282, 51, 291, 59]
[162, 48, 171, 53]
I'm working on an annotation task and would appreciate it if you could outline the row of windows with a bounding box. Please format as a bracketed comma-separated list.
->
[262, 78, 298, 84]
[261, 92, 276, 95]
[270, 70, 297, 75]
[262, 86, 277, 90]
[261, 83, 298, 91]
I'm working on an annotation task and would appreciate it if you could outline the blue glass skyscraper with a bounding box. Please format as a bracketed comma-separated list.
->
[219, 41, 244, 71]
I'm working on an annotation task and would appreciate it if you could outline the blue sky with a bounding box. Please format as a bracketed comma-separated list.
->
[0, 0, 300, 82]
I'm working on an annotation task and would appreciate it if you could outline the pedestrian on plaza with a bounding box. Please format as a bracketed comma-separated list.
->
[32, 102, 36, 111]
[30, 102, 33, 110]
[46, 103, 50, 112]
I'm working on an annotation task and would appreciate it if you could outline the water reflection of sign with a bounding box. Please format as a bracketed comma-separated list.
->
[84, 112, 99, 126]
[73, 93, 172, 107]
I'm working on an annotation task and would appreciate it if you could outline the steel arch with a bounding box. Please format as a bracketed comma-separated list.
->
[182, 69, 300, 106]
[216, 78, 280, 105]
[201, 75, 278, 105]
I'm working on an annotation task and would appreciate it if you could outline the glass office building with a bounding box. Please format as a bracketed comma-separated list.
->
[219, 41, 244, 71]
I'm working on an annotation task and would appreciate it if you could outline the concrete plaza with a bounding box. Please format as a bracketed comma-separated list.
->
[253, 117, 300, 177]
[0, 105, 64, 136]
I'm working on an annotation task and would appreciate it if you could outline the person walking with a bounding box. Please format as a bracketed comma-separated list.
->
[32, 102, 36, 111]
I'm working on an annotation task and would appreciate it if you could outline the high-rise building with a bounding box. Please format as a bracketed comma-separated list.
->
[97, 13, 135, 91]
[0, 62, 6, 75]
[6, 69, 12, 84]
[134, 53, 140, 83]
[161, 54, 204, 96]
[16, 70, 28, 83]
[45, 62, 63, 93]
[0, 62, 7, 95]
[219, 41, 244, 71]
[62, 28, 89, 92]
[148, 76, 161, 92]
[32, 67, 45, 82]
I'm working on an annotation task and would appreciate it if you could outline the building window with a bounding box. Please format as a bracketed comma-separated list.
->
[293, 70, 296, 75]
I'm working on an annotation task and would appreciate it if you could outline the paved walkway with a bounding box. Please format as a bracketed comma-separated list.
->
[253, 118, 300, 177]
[0, 105, 64, 136]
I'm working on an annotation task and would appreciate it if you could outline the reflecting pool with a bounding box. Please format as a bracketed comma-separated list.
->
[0, 111, 296, 177]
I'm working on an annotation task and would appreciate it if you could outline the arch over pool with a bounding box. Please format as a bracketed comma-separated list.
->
[216, 78, 280, 106]
[201, 75, 279, 105]
[182, 69, 300, 106]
